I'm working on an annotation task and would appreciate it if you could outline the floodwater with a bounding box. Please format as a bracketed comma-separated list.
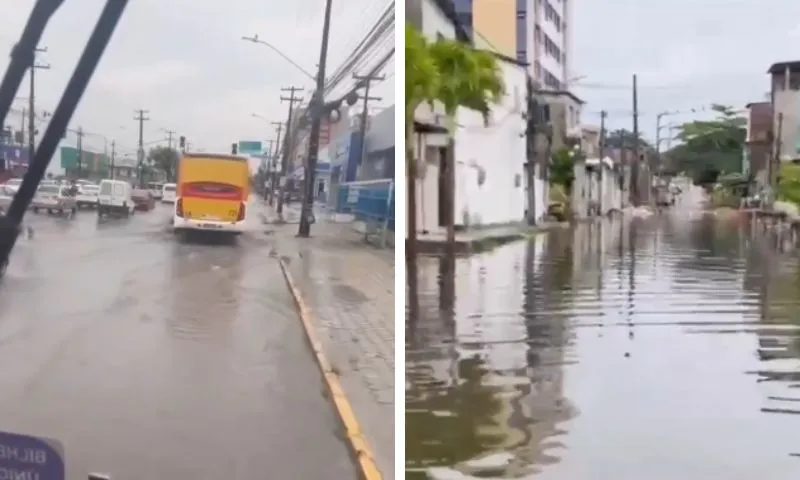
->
[0, 203, 356, 479]
[406, 206, 800, 479]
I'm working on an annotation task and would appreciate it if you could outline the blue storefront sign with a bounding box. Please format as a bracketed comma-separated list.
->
[0, 430, 65, 480]
[1, 144, 29, 168]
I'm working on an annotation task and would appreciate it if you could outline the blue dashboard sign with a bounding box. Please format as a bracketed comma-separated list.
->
[0, 431, 65, 480]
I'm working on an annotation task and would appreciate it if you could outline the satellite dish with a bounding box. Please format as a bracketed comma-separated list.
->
[345, 91, 359, 106]
[328, 108, 341, 123]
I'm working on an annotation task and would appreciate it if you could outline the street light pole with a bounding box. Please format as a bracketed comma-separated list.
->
[240, 35, 316, 82]
[297, 0, 334, 237]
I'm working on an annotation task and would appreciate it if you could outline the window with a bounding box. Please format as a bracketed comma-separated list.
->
[534, 24, 542, 43]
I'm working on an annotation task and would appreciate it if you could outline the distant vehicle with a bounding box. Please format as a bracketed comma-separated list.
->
[31, 184, 77, 216]
[0, 186, 12, 214]
[131, 188, 155, 211]
[173, 153, 250, 235]
[655, 184, 675, 207]
[97, 179, 135, 217]
[161, 183, 177, 203]
[147, 182, 164, 200]
[2, 178, 22, 194]
[76, 183, 100, 209]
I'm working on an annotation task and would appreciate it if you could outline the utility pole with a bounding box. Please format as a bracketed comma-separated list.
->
[298, 0, 334, 237]
[269, 121, 284, 205]
[28, 47, 49, 161]
[76, 127, 84, 178]
[110, 140, 116, 179]
[164, 129, 175, 149]
[353, 72, 384, 166]
[631, 74, 640, 206]
[134, 109, 149, 187]
[524, 78, 541, 226]
[276, 87, 303, 216]
[599, 110, 607, 157]
[654, 112, 665, 166]
[771, 112, 784, 192]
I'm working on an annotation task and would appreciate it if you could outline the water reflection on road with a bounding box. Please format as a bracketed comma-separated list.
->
[406, 212, 800, 480]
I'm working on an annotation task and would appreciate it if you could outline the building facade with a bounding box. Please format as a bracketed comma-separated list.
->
[450, 0, 571, 90]
[769, 61, 800, 162]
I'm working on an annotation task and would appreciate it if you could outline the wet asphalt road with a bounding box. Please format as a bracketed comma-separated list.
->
[407, 187, 800, 480]
[0, 204, 357, 479]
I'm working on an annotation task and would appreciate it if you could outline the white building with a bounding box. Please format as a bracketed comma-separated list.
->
[407, 0, 545, 235]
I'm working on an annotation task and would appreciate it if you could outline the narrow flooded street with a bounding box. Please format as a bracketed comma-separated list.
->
[406, 204, 800, 479]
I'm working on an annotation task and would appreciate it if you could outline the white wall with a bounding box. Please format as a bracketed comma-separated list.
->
[421, 0, 456, 39]
[774, 89, 800, 160]
[453, 60, 527, 227]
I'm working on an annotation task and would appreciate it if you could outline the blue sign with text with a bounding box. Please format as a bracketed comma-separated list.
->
[0, 431, 65, 480]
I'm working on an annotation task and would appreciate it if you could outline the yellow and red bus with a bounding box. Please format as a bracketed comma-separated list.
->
[172, 153, 251, 235]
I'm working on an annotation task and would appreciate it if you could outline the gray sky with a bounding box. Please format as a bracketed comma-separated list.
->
[573, 0, 800, 143]
[0, 0, 394, 164]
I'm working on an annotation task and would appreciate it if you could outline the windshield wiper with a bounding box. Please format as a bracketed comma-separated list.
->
[0, 0, 129, 277]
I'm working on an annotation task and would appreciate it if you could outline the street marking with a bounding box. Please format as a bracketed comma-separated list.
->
[278, 259, 383, 480]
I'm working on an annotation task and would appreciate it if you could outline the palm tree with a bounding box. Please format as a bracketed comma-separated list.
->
[426, 37, 504, 250]
[405, 24, 438, 274]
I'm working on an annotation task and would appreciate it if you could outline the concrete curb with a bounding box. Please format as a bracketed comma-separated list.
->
[277, 258, 384, 480]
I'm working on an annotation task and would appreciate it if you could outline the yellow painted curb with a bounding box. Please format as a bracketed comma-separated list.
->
[278, 258, 384, 480]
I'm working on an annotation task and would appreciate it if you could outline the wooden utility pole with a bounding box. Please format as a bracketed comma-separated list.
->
[276, 86, 303, 217]
[110, 140, 116, 179]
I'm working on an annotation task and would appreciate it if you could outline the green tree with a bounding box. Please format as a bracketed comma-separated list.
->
[426, 34, 504, 250]
[147, 145, 179, 182]
[550, 147, 576, 192]
[667, 104, 746, 186]
[405, 24, 439, 266]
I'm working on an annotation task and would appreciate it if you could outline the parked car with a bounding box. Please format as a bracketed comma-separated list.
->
[31, 184, 77, 216]
[76, 183, 100, 209]
[132, 189, 155, 211]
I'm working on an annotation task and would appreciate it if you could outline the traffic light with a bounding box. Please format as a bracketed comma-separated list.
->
[179, 136, 185, 149]
[231, 143, 237, 154]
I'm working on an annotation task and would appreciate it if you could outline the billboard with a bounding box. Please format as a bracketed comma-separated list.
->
[238, 140, 262, 155]
[60, 146, 110, 173]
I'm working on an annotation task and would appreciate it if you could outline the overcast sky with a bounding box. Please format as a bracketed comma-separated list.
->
[573, 0, 800, 143]
[0, 0, 394, 163]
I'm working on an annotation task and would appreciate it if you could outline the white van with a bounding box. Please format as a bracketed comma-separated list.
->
[161, 183, 177, 203]
[97, 179, 135, 217]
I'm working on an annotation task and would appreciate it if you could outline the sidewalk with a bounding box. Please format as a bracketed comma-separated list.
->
[259, 202, 395, 479]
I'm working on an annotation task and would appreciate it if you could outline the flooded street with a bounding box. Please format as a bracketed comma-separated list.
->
[407, 204, 800, 479]
[0, 203, 356, 479]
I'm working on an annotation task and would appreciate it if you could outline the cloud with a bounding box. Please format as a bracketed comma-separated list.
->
[574, 0, 800, 139]
[0, 0, 395, 157]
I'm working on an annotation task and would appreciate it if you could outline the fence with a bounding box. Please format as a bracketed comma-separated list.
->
[336, 178, 394, 247]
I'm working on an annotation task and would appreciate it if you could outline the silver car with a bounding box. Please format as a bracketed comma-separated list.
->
[31, 184, 78, 216]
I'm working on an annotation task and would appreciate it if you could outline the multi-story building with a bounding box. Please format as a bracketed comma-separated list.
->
[768, 61, 800, 162]
[451, 0, 572, 90]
